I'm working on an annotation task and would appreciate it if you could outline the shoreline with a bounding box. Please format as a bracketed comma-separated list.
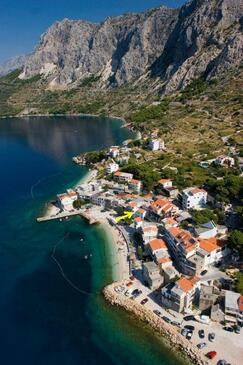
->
[103, 282, 208, 365]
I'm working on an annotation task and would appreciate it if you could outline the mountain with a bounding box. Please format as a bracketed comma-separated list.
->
[18, 0, 243, 93]
[0, 55, 29, 76]
[19, 7, 178, 89]
[151, 0, 243, 94]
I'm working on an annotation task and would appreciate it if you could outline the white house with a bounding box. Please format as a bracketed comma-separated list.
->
[57, 193, 74, 211]
[215, 155, 235, 168]
[135, 208, 147, 220]
[149, 139, 165, 151]
[128, 179, 142, 192]
[109, 146, 120, 158]
[114, 171, 133, 182]
[142, 225, 158, 243]
[194, 221, 218, 239]
[158, 179, 173, 189]
[180, 187, 207, 210]
[198, 238, 230, 267]
[106, 162, 119, 174]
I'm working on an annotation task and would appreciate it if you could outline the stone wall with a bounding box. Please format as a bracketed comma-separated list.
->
[103, 282, 209, 365]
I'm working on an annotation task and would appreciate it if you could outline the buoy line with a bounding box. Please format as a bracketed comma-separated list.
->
[30, 172, 61, 199]
[51, 233, 93, 296]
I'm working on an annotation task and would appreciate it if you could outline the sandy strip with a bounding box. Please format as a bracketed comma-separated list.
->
[100, 219, 130, 282]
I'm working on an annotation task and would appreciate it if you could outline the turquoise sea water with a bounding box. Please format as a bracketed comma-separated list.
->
[0, 116, 189, 365]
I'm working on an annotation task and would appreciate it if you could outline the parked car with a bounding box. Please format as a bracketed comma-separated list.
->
[162, 316, 171, 323]
[185, 325, 195, 331]
[199, 329, 205, 338]
[235, 325, 241, 334]
[171, 320, 180, 327]
[223, 326, 234, 332]
[153, 309, 161, 317]
[207, 351, 217, 359]
[209, 332, 215, 342]
[201, 270, 208, 276]
[132, 289, 142, 297]
[186, 331, 193, 340]
[183, 315, 195, 321]
[217, 360, 227, 365]
[197, 342, 207, 349]
[140, 298, 148, 305]
[181, 328, 188, 337]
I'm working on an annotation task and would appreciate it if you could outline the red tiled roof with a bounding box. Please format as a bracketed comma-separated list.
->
[238, 296, 243, 312]
[177, 276, 199, 293]
[199, 238, 226, 253]
[149, 238, 167, 251]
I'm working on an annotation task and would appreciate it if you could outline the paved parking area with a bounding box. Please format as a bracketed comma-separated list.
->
[119, 279, 243, 365]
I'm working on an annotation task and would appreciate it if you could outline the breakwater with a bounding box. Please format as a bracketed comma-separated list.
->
[103, 282, 209, 365]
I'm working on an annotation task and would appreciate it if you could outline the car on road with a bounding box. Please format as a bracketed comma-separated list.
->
[197, 342, 206, 349]
[199, 329, 205, 338]
[132, 289, 142, 297]
[140, 298, 148, 305]
[207, 351, 217, 359]
[223, 326, 234, 332]
[153, 309, 161, 317]
[183, 315, 195, 321]
[162, 316, 171, 323]
[235, 325, 241, 334]
[200, 270, 208, 276]
[209, 332, 215, 342]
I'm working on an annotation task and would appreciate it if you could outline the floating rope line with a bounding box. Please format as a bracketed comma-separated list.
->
[51, 233, 93, 296]
[30, 172, 61, 199]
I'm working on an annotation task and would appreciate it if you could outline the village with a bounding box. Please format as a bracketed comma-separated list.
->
[39, 135, 243, 365]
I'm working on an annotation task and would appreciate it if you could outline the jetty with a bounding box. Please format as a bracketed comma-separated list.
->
[37, 209, 99, 224]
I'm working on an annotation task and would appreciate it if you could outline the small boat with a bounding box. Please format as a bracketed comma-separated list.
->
[84, 255, 89, 260]
[80, 238, 84, 242]
[59, 218, 63, 222]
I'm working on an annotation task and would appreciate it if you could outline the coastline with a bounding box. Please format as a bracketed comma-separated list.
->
[103, 283, 208, 365]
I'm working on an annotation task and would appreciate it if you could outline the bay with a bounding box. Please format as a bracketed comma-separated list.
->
[0, 116, 188, 365]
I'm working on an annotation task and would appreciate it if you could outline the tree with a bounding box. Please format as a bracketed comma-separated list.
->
[228, 230, 243, 256]
[189, 208, 218, 225]
[73, 199, 86, 209]
[235, 273, 243, 295]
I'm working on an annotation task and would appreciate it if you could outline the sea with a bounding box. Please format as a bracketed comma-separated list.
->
[0, 115, 189, 365]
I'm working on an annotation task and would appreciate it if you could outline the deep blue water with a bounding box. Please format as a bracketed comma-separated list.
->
[0, 116, 188, 365]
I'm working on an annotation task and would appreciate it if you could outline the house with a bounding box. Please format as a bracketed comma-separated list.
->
[158, 179, 173, 189]
[164, 226, 199, 275]
[194, 221, 218, 239]
[142, 261, 163, 290]
[114, 171, 133, 182]
[180, 187, 207, 210]
[161, 276, 200, 313]
[134, 217, 143, 229]
[106, 162, 119, 174]
[135, 208, 147, 220]
[224, 290, 243, 327]
[162, 217, 178, 230]
[211, 303, 225, 323]
[109, 146, 120, 158]
[198, 237, 230, 267]
[127, 201, 138, 212]
[199, 284, 220, 312]
[215, 155, 235, 168]
[150, 198, 179, 218]
[66, 189, 78, 202]
[162, 265, 180, 285]
[57, 193, 74, 211]
[148, 238, 167, 257]
[142, 225, 158, 243]
[128, 179, 142, 193]
[149, 139, 165, 151]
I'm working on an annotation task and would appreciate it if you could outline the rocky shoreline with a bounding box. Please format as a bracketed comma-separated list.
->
[103, 282, 209, 365]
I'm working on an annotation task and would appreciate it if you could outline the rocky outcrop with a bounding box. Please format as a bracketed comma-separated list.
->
[151, 0, 243, 93]
[0, 54, 29, 76]
[19, 7, 178, 88]
[103, 282, 209, 365]
[18, 0, 243, 93]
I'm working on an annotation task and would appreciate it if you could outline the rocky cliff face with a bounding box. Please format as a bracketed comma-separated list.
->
[19, 0, 243, 93]
[0, 54, 29, 76]
[151, 0, 243, 93]
[19, 7, 178, 88]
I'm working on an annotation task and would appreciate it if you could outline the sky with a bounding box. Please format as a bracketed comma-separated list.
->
[0, 0, 185, 64]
